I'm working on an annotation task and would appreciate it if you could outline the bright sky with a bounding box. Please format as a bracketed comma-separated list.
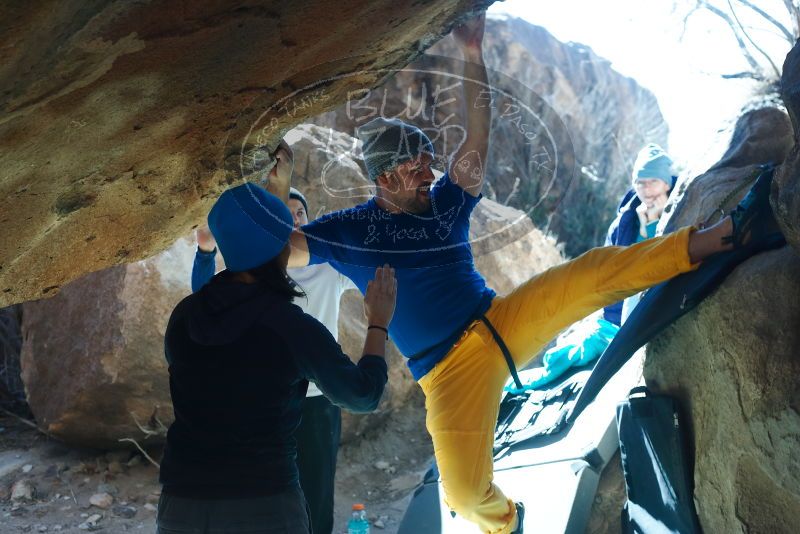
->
[488, 0, 794, 170]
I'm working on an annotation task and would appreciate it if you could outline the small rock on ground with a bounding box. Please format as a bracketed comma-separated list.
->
[112, 504, 137, 518]
[89, 492, 113, 509]
[11, 479, 35, 501]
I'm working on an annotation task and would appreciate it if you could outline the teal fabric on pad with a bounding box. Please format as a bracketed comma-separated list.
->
[505, 317, 619, 393]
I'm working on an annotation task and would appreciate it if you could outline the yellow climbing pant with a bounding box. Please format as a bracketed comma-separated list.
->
[418, 227, 698, 534]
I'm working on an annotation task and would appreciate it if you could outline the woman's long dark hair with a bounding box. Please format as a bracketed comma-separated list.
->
[246, 254, 305, 301]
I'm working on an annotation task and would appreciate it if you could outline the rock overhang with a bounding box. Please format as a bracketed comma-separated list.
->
[0, 0, 492, 306]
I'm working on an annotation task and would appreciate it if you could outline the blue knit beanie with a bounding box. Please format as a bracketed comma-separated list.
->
[356, 117, 435, 181]
[208, 183, 293, 272]
[632, 144, 673, 186]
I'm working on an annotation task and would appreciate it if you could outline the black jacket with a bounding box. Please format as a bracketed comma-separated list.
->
[159, 272, 387, 498]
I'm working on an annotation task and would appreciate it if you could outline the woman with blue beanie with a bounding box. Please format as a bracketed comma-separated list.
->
[603, 144, 676, 325]
[192, 185, 359, 534]
[157, 182, 396, 534]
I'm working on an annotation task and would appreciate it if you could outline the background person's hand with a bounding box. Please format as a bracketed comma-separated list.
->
[636, 193, 668, 222]
[364, 264, 397, 329]
[269, 139, 294, 184]
[196, 225, 216, 252]
[265, 138, 293, 202]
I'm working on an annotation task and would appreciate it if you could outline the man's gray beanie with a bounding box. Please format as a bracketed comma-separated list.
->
[356, 117, 435, 181]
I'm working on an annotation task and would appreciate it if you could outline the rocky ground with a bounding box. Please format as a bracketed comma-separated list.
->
[0, 411, 162, 534]
[0, 401, 433, 534]
[331, 389, 432, 533]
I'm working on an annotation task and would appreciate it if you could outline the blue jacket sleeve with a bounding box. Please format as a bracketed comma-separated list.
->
[191, 248, 217, 293]
[284, 307, 388, 413]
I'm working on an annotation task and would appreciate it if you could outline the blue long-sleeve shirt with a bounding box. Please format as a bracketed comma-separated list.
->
[191, 247, 217, 293]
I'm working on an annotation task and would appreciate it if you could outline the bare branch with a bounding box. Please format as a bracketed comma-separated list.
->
[781, 0, 800, 37]
[130, 409, 168, 438]
[699, 1, 767, 76]
[118, 438, 161, 469]
[721, 71, 768, 80]
[0, 406, 44, 433]
[680, 2, 704, 41]
[735, 0, 795, 42]
[727, 0, 783, 79]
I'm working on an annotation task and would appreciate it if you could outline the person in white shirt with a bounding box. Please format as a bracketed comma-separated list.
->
[191, 187, 357, 534]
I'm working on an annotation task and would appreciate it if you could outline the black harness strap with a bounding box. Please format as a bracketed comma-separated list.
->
[479, 315, 523, 390]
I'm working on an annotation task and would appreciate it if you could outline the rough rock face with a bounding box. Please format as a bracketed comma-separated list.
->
[20, 239, 195, 448]
[312, 14, 668, 256]
[643, 105, 800, 532]
[20, 124, 564, 447]
[658, 107, 793, 233]
[0, 0, 491, 308]
[645, 248, 800, 533]
[774, 40, 800, 254]
[586, 452, 626, 534]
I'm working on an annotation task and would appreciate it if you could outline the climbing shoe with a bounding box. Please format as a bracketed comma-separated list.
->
[723, 165, 783, 249]
[511, 501, 525, 534]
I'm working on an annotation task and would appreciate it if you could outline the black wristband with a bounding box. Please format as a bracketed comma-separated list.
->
[368, 325, 389, 339]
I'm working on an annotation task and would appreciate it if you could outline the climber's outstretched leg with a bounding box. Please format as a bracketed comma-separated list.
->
[418, 164, 777, 534]
[494, 166, 777, 366]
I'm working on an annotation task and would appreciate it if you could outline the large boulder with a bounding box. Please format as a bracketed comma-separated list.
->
[657, 107, 792, 234]
[0, 0, 491, 308]
[20, 124, 565, 447]
[645, 247, 800, 533]
[312, 14, 669, 256]
[643, 104, 800, 532]
[20, 238, 196, 448]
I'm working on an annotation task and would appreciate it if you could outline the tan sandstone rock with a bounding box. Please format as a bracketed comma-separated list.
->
[19, 238, 195, 448]
[645, 247, 800, 533]
[0, 0, 490, 307]
[774, 41, 800, 255]
[659, 107, 793, 235]
[644, 104, 800, 533]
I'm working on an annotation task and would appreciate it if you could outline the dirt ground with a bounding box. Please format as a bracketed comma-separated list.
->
[0, 403, 433, 534]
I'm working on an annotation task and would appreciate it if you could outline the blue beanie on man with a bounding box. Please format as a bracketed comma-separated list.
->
[356, 117, 435, 181]
[208, 183, 293, 272]
[632, 143, 673, 186]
